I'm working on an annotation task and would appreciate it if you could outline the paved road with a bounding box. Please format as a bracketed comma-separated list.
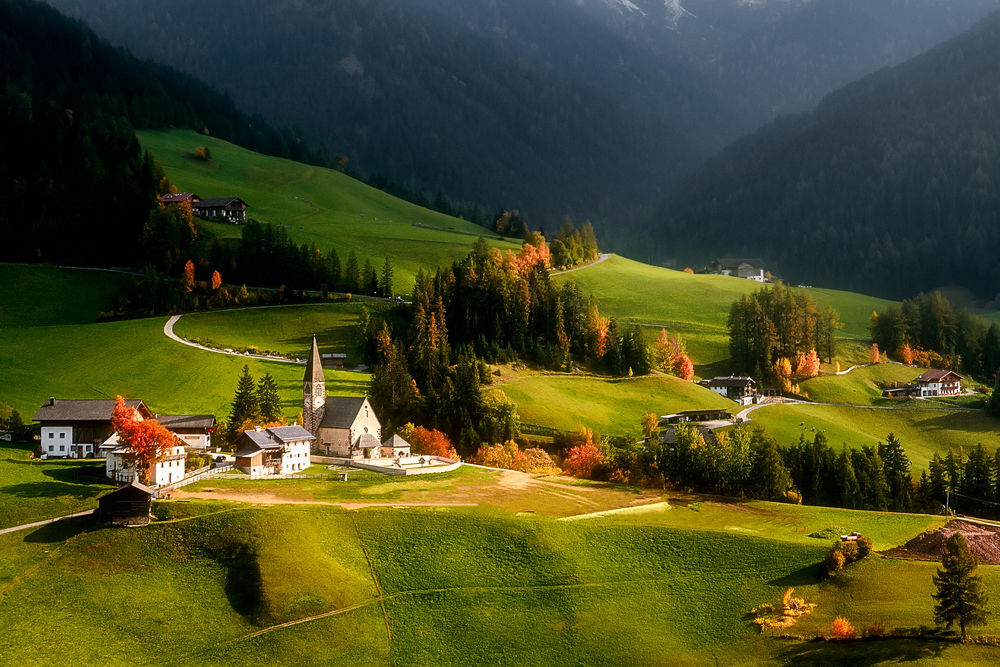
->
[551, 253, 610, 275]
[0, 510, 94, 536]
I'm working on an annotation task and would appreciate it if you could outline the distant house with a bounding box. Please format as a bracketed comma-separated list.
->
[914, 370, 963, 397]
[661, 424, 718, 446]
[314, 396, 383, 459]
[159, 192, 201, 206]
[106, 437, 186, 487]
[659, 408, 732, 426]
[381, 434, 412, 459]
[321, 353, 347, 369]
[702, 376, 759, 406]
[233, 425, 314, 477]
[155, 414, 216, 450]
[192, 196, 248, 223]
[33, 398, 152, 459]
[94, 480, 154, 527]
[709, 258, 766, 282]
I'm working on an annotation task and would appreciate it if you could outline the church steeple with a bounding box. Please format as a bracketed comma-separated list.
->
[303, 336, 326, 437]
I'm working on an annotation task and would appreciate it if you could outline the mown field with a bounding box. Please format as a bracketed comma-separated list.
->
[554, 255, 894, 370]
[138, 130, 520, 289]
[494, 367, 734, 434]
[750, 403, 1000, 467]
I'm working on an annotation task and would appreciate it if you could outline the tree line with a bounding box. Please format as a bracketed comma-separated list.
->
[871, 291, 1000, 381]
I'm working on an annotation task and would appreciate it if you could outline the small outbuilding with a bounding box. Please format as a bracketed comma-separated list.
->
[381, 434, 412, 459]
[94, 481, 154, 526]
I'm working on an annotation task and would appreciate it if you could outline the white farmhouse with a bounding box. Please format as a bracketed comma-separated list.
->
[914, 370, 963, 397]
[105, 437, 187, 487]
[233, 425, 314, 477]
[33, 398, 151, 459]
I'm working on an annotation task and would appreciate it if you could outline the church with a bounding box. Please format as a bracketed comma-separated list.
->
[303, 338, 411, 460]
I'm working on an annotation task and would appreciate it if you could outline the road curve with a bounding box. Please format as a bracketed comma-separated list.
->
[551, 253, 610, 275]
[163, 314, 303, 366]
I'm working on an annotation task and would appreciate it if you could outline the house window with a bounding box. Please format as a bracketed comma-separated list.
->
[59, 432, 65, 439]
[48, 445, 54, 452]
[59, 445, 65, 452]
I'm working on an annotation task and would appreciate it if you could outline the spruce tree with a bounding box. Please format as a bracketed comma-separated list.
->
[257, 372, 282, 423]
[837, 445, 863, 509]
[345, 250, 361, 293]
[932, 533, 989, 638]
[228, 365, 261, 439]
[327, 248, 342, 291]
[379, 255, 394, 298]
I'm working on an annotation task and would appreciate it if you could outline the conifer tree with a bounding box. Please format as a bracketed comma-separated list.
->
[379, 255, 394, 298]
[228, 365, 260, 440]
[837, 445, 863, 509]
[327, 248, 342, 291]
[363, 257, 378, 295]
[933, 533, 989, 638]
[257, 372, 282, 423]
[751, 434, 794, 502]
[345, 250, 361, 293]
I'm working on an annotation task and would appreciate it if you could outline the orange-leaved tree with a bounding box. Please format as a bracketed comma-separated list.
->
[563, 443, 603, 479]
[795, 349, 821, 379]
[870, 343, 880, 364]
[673, 353, 694, 381]
[641, 412, 660, 439]
[899, 343, 914, 365]
[111, 395, 175, 484]
[211, 270, 222, 291]
[398, 423, 460, 460]
[183, 259, 195, 292]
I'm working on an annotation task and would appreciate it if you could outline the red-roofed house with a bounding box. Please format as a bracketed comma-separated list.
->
[914, 370, 963, 397]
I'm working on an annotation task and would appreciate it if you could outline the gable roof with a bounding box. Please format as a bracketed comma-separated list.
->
[915, 369, 963, 383]
[706, 376, 756, 388]
[233, 426, 315, 457]
[354, 432, 380, 449]
[194, 196, 247, 209]
[156, 414, 216, 430]
[304, 336, 325, 385]
[160, 192, 199, 203]
[33, 398, 148, 423]
[267, 425, 315, 442]
[715, 258, 765, 269]
[98, 479, 154, 501]
[661, 425, 717, 445]
[320, 396, 369, 429]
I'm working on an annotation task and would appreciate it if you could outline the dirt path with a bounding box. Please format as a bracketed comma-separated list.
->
[550, 253, 610, 275]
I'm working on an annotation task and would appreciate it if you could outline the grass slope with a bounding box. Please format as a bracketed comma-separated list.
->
[138, 129, 520, 288]
[495, 368, 734, 433]
[173, 302, 382, 366]
[751, 403, 1000, 466]
[0, 263, 128, 327]
[555, 255, 895, 368]
[798, 363, 922, 405]
[0, 316, 368, 424]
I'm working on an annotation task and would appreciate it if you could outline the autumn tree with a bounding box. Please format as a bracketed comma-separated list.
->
[399, 423, 460, 460]
[900, 343, 915, 365]
[211, 270, 222, 291]
[111, 395, 175, 484]
[563, 443, 603, 479]
[653, 328, 673, 372]
[182, 259, 195, 292]
[641, 412, 660, 439]
[795, 349, 821, 378]
[932, 533, 989, 638]
[870, 343, 880, 364]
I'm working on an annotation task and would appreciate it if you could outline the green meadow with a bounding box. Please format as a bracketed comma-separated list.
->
[750, 403, 1000, 467]
[798, 363, 923, 405]
[0, 263, 129, 328]
[495, 368, 734, 434]
[138, 130, 521, 289]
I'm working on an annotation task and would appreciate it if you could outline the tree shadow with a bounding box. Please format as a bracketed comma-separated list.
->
[40, 464, 110, 485]
[921, 411, 999, 435]
[206, 539, 266, 622]
[769, 562, 824, 587]
[22, 515, 99, 543]
[777, 638, 951, 666]
[0, 481, 107, 501]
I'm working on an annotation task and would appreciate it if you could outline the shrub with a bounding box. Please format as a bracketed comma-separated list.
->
[856, 536, 874, 559]
[831, 617, 856, 640]
[823, 548, 846, 577]
[841, 540, 860, 563]
[864, 623, 886, 639]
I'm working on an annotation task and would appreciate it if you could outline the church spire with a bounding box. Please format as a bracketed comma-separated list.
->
[304, 336, 324, 384]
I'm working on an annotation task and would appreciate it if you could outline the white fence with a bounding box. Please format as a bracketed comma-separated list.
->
[157, 463, 234, 492]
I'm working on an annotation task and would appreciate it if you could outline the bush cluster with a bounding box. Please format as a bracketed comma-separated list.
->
[823, 536, 874, 577]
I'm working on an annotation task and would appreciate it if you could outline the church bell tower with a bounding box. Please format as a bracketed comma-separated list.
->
[303, 336, 326, 436]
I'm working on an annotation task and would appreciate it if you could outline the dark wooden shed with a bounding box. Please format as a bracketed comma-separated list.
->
[95, 480, 154, 526]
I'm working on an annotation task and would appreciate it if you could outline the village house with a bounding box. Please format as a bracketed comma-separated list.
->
[33, 398, 152, 459]
[155, 414, 216, 450]
[914, 369, 964, 397]
[321, 352, 347, 369]
[94, 480, 154, 527]
[701, 376, 759, 406]
[159, 192, 201, 206]
[708, 258, 767, 282]
[105, 436, 187, 486]
[233, 425, 314, 477]
[192, 196, 248, 223]
[659, 408, 732, 426]
[303, 337, 385, 459]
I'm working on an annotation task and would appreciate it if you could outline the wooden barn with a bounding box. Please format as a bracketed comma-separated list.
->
[192, 196, 248, 223]
[94, 481, 154, 526]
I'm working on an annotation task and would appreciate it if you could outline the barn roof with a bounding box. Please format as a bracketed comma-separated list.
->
[33, 398, 148, 423]
[156, 414, 216, 430]
[915, 370, 963, 383]
[194, 197, 247, 208]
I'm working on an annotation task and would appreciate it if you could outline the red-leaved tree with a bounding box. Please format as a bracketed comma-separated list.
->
[563, 443, 604, 479]
[399, 424, 460, 460]
[111, 395, 176, 484]
[211, 270, 222, 291]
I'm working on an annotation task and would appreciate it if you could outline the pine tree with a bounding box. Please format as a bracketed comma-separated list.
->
[345, 250, 361, 293]
[327, 248, 342, 291]
[379, 255, 394, 298]
[837, 445, 863, 509]
[256, 372, 282, 423]
[751, 434, 793, 502]
[932, 533, 989, 638]
[228, 365, 260, 440]
[879, 433, 912, 511]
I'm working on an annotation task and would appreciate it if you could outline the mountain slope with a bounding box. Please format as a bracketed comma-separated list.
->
[650, 9, 1000, 299]
[47, 0, 1000, 229]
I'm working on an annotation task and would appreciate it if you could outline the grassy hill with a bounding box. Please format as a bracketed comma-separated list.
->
[495, 367, 734, 434]
[0, 263, 129, 328]
[750, 403, 1000, 466]
[138, 129, 520, 289]
[798, 363, 924, 405]
[553, 255, 895, 370]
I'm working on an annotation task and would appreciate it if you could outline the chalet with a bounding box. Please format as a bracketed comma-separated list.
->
[709, 258, 766, 282]
[155, 414, 216, 450]
[33, 398, 152, 459]
[303, 337, 385, 460]
[233, 425, 314, 477]
[94, 481, 154, 527]
[702, 376, 759, 406]
[659, 408, 732, 426]
[914, 370, 963, 397]
[192, 196, 248, 223]
[159, 192, 201, 206]
[106, 436, 186, 487]
[381, 434, 413, 459]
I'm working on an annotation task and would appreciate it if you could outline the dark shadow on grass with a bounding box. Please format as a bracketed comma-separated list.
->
[206, 538, 266, 622]
[40, 464, 111, 484]
[768, 562, 823, 587]
[0, 481, 108, 501]
[778, 637, 950, 666]
[22, 515, 99, 543]
[920, 411, 999, 434]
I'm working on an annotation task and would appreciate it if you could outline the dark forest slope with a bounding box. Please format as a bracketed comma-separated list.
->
[650, 10, 1000, 300]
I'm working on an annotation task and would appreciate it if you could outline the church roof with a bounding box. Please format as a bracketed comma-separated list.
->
[303, 337, 325, 385]
[354, 432, 381, 449]
[382, 434, 411, 449]
[320, 396, 369, 429]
